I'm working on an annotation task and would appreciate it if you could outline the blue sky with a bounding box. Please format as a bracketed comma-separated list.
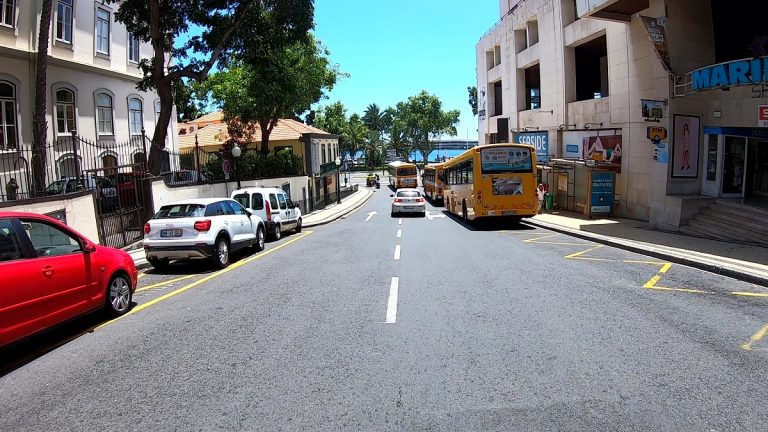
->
[313, 1, 499, 140]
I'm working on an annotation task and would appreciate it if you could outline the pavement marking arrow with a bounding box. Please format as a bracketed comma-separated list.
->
[364, 211, 378, 222]
[425, 210, 446, 221]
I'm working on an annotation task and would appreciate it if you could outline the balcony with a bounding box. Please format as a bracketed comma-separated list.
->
[576, 0, 649, 22]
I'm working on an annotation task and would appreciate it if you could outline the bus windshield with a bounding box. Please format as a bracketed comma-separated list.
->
[480, 147, 533, 174]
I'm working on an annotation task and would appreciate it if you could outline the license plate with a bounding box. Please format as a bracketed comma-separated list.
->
[160, 229, 182, 237]
[503, 210, 518, 215]
[404, 206, 414, 209]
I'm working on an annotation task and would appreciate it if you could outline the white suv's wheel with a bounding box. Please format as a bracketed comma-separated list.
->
[214, 236, 230, 269]
[254, 226, 265, 251]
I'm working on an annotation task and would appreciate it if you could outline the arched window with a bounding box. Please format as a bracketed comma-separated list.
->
[96, 93, 113, 135]
[0, 81, 17, 150]
[128, 98, 143, 135]
[55, 88, 76, 134]
[102, 154, 117, 176]
[58, 155, 77, 178]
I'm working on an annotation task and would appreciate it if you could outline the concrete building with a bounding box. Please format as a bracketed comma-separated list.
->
[0, 0, 178, 198]
[476, 0, 768, 242]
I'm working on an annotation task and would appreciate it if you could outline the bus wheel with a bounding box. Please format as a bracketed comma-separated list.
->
[462, 201, 469, 223]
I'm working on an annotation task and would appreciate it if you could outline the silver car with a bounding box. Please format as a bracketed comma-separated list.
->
[391, 189, 426, 217]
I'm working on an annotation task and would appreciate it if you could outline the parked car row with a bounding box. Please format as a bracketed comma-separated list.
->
[142, 187, 302, 270]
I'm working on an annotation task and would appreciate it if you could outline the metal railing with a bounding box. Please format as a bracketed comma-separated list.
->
[0, 132, 164, 202]
[293, 184, 359, 214]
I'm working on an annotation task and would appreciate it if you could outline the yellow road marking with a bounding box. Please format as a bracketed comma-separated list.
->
[137, 272, 147, 280]
[645, 285, 709, 294]
[565, 245, 603, 259]
[643, 275, 661, 288]
[741, 323, 768, 351]
[660, 263, 672, 274]
[136, 273, 199, 293]
[732, 291, 768, 298]
[523, 233, 560, 242]
[97, 231, 314, 329]
[622, 259, 668, 265]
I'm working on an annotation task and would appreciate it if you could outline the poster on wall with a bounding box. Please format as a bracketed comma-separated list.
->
[672, 115, 701, 178]
[590, 171, 616, 215]
[582, 133, 622, 165]
[653, 141, 669, 164]
[561, 130, 623, 170]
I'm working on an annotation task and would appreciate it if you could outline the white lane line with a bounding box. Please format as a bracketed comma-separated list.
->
[394, 245, 401, 260]
[397, 229, 402, 238]
[398, 218, 403, 225]
[386, 277, 399, 324]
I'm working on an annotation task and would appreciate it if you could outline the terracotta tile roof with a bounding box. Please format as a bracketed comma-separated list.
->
[190, 111, 224, 124]
[178, 114, 334, 149]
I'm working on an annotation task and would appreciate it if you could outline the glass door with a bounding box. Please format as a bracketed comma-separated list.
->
[721, 136, 746, 195]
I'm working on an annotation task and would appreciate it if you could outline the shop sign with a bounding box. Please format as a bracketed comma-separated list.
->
[647, 126, 667, 142]
[642, 99, 666, 121]
[692, 56, 768, 93]
[759, 105, 768, 127]
[590, 171, 615, 215]
[653, 141, 669, 164]
[562, 130, 622, 170]
[513, 131, 549, 163]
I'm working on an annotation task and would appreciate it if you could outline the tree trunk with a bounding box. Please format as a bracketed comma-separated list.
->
[32, 0, 54, 196]
[259, 121, 274, 154]
[147, 0, 171, 175]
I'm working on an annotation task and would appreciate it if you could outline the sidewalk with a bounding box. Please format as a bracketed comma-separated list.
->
[527, 210, 768, 286]
[125, 187, 375, 270]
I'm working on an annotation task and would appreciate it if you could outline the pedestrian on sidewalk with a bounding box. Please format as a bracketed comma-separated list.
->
[536, 184, 546, 214]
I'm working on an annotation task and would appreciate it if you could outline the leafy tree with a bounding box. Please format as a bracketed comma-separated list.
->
[396, 91, 460, 164]
[388, 109, 412, 162]
[32, 0, 54, 194]
[174, 80, 206, 123]
[467, 86, 478, 116]
[204, 34, 340, 154]
[108, 0, 314, 173]
[315, 102, 350, 158]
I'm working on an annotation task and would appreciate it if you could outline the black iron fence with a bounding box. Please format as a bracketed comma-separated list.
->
[0, 132, 170, 202]
[293, 184, 359, 214]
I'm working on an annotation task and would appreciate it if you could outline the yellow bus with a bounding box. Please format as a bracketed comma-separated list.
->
[442, 143, 538, 222]
[422, 163, 445, 203]
[387, 161, 418, 189]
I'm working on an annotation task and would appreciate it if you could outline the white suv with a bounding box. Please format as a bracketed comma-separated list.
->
[231, 187, 302, 240]
[143, 198, 265, 269]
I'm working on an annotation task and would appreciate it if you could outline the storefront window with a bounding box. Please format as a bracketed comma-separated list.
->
[706, 134, 717, 181]
[722, 136, 746, 194]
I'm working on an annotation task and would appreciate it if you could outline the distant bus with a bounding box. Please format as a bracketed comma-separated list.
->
[422, 163, 445, 203]
[387, 161, 418, 189]
[442, 143, 537, 222]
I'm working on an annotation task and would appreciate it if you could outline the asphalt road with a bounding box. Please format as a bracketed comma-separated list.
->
[2, 183, 768, 431]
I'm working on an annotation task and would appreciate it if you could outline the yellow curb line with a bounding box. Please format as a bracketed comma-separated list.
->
[97, 231, 314, 330]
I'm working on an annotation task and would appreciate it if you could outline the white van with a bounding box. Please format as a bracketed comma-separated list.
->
[231, 187, 302, 240]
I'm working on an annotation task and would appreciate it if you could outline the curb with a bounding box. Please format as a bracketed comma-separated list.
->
[303, 189, 374, 228]
[525, 218, 768, 287]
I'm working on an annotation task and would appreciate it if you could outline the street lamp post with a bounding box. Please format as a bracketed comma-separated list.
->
[335, 156, 342, 204]
[232, 145, 242, 189]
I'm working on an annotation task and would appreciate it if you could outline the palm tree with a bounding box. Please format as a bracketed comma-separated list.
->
[342, 115, 369, 163]
[362, 103, 389, 138]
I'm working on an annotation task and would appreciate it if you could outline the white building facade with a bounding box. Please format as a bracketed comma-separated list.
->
[0, 0, 178, 199]
[477, 0, 768, 232]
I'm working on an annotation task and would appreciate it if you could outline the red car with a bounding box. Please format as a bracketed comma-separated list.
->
[0, 212, 137, 348]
